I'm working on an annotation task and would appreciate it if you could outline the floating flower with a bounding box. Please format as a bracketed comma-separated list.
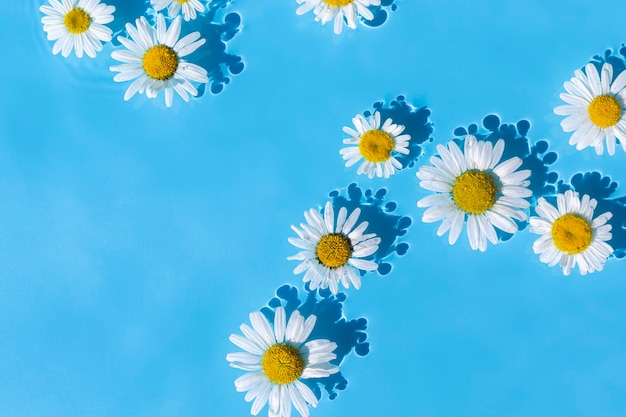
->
[227, 306, 339, 417]
[295, 0, 381, 35]
[554, 62, 626, 155]
[529, 190, 613, 276]
[416, 135, 532, 252]
[39, 0, 115, 58]
[150, 0, 205, 21]
[339, 111, 411, 179]
[110, 14, 208, 107]
[288, 201, 380, 295]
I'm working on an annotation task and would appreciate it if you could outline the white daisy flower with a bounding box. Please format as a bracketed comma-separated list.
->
[554, 62, 626, 155]
[339, 111, 411, 179]
[416, 135, 532, 252]
[529, 190, 613, 276]
[39, 0, 115, 58]
[109, 14, 209, 107]
[295, 0, 381, 35]
[227, 306, 339, 417]
[150, 0, 205, 21]
[288, 201, 380, 295]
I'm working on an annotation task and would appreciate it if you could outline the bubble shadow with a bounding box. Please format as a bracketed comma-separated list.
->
[557, 171, 626, 259]
[361, 0, 399, 28]
[109, 0, 244, 96]
[361, 95, 434, 171]
[328, 183, 412, 276]
[452, 114, 560, 241]
[260, 284, 370, 400]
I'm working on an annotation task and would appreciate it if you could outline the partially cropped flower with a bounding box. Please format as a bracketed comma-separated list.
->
[40, 0, 115, 58]
[416, 135, 532, 252]
[295, 0, 381, 35]
[340, 111, 411, 179]
[554, 62, 626, 155]
[110, 14, 208, 107]
[288, 201, 380, 294]
[150, 0, 205, 21]
[227, 306, 339, 417]
[530, 190, 613, 275]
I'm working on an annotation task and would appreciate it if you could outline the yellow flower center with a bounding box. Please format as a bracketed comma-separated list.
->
[63, 8, 91, 34]
[587, 95, 622, 128]
[322, 0, 354, 6]
[551, 213, 593, 255]
[452, 170, 497, 214]
[261, 344, 304, 385]
[316, 233, 352, 268]
[142, 45, 179, 81]
[358, 129, 395, 163]
[176, 0, 189, 3]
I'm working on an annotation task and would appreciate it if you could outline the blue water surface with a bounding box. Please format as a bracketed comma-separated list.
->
[2, 1, 626, 416]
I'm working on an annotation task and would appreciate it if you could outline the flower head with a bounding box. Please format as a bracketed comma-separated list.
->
[529, 190, 613, 275]
[227, 306, 339, 417]
[109, 14, 209, 107]
[416, 135, 532, 252]
[40, 0, 115, 58]
[554, 62, 626, 155]
[340, 111, 411, 179]
[295, 0, 381, 34]
[150, 0, 205, 21]
[288, 201, 380, 294]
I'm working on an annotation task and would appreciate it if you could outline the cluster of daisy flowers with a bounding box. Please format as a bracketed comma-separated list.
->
[39, 0, 221, 107]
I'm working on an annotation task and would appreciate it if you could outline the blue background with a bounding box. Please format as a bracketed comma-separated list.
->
[3, 1, 626, 416]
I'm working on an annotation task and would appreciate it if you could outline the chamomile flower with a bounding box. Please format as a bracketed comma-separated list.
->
[529, 190, 613, 276]
[288, 201, 380, 295]
[295, 0, 381, 35]
[554, 62, 626, 155]
[227, 306, 339, 417]
[109, 14, 208, 107]
[39, 0, 115, 58]
[416, 135, 532, 252]
[339, 111, 411, 179]
[150, 0, 205, 21]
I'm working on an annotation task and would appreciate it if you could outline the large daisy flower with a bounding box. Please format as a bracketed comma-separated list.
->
[39, 0, 115, 58]
[288, 201, 380, 295]
[227, 306, 339, 417]
[339, 111, 411, 179]
[109, 14, 209, 107]
[554, 62, 626, 155]
[295, 0, 381, 35]
[416, 135, 532, 252]
[150, 0, 205, 21]
[529, 190, 613, 276]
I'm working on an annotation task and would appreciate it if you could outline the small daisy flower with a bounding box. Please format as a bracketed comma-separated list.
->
[39, 0, 115, 58]
[554, 62, 626, 155]
[295, 0, 381, 35]
[227, 306, 339, 417]
[288, 201, 380, 295]
[339, 111, 411, 179]
[416, 135, 532, 252]
[529, 190, 613, 276]
[150, 0, 205, 21]
[110, 14, 209, 107]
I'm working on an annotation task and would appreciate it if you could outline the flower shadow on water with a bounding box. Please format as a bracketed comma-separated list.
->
[109, 0, 244, 96]
[328, 183, 411, 275]
[589, 46, 626, 80]
[362, 95, 434, 170]
[453, 114, 560, 241]
[557, 172, 626, 259]
[260, 285, 369, 400]
[362, 0, 398, 28]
